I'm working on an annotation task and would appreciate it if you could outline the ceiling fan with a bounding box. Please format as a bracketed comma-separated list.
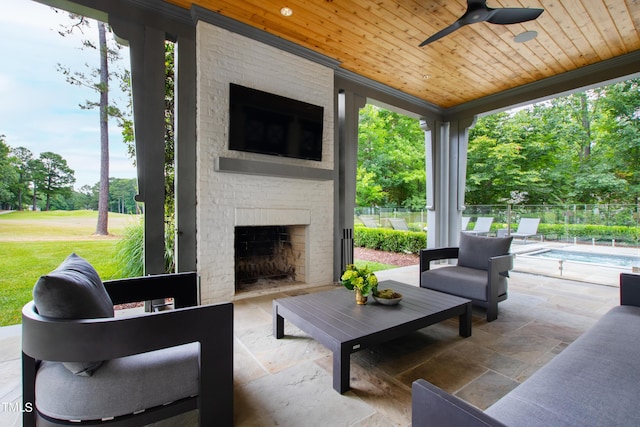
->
[419, 0, 544, 47]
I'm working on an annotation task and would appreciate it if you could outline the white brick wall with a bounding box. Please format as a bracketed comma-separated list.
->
[195, 22, 335, 303]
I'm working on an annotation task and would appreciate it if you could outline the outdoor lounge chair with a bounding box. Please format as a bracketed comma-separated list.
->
[511, 217, 541, 244]
[419, 233, 514, 321]
[359, 216, 379, 228]
[461, 216, 470, 231]
[462, 217, 493, 235]
[22, 254, 233, 427]
[389, 218, 410, 231]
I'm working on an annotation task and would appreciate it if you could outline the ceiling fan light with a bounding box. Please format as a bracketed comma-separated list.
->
[514, 30, 538, 43]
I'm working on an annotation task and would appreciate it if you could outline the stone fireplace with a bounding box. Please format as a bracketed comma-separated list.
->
[195, 22, 335, 304]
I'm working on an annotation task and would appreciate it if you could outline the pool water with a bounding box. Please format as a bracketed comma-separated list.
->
[528, 249, 640, 268]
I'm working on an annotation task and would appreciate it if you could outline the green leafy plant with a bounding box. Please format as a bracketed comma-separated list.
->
[354, 227, 426, 253]
[341, 263, 378, 296]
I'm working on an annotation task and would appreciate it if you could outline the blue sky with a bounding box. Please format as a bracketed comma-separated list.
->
[0, 0, 137, 189]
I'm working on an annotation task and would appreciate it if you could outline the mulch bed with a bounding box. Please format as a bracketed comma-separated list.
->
[354, 247, 419, 267]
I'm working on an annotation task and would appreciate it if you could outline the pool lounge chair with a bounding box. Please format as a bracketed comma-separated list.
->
[461, 216, 470, 231]
[511, 217, 541, 244]
[359, 216, 379, 228]
[463, 217, 493, 236]
[389, 218, 410, 231]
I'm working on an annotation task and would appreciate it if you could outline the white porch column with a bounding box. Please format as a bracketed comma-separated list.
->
[423, 116, 476, 248]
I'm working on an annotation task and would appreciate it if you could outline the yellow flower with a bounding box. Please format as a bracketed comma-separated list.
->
[341, 264, 377, 295]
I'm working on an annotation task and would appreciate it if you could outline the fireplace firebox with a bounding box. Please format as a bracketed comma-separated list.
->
[234, 225, 306, 291]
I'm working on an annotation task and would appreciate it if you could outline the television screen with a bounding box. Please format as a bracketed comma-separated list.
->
[228, 83, 324, 161]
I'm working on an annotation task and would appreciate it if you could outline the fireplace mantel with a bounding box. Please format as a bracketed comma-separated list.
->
[235, 208, 310, 227]
[215, 157, 333, 181]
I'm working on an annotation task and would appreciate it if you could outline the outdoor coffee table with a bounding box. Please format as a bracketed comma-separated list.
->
[273, 280, 472, 393]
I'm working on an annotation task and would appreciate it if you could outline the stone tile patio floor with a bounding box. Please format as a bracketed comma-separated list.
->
[0, 262, 622, 426]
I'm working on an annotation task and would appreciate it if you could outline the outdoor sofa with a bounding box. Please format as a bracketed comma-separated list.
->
[412, 272, 640, 426]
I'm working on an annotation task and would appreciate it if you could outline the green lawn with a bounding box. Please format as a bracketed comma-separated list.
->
[354, 260, 396, 271]
[0, 210, 394, 326]
[0, 211, 138, 326]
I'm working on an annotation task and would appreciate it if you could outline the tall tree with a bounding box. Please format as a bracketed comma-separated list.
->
[596, 79, 640, 205]
[11, 146, 33, 210]
[96, 22, 110, 234]
[56, 14, 127, 234]
[357, 105, 425, 208]
[34, 152, 75, 211]
[0, 136, 19, 209]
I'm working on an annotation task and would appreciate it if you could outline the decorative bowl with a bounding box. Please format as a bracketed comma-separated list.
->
[373, 293, 403, 306]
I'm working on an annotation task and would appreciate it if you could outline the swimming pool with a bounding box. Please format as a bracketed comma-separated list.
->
[527, 249, 640, 268]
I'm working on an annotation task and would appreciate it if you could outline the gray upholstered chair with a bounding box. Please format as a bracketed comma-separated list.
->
[22, 253, 233, 427]
[419, 233, 514, 321]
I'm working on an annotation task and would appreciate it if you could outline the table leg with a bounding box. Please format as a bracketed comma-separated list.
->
[333, 346, 351, 394]
[273, 303, 284, 339]
[459, 302, 472, 337]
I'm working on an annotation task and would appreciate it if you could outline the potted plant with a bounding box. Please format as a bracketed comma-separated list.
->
[341, 264, 378, 304]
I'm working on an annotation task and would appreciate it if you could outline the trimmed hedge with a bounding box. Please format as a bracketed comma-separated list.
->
[355, 223, 639, 254]
[536, 224, 639, 244]
[354, 226, 425, 253]
[495, 223, 639, 244]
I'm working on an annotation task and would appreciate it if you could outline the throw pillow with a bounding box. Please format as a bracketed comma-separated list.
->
[33, 253, 114, 376]
[458, 233, 513, 271]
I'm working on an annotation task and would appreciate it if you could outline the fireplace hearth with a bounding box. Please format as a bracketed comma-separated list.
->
[234, 226, 305, 291]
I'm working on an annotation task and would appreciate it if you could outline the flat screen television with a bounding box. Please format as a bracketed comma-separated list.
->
[228, 83, 324, 161]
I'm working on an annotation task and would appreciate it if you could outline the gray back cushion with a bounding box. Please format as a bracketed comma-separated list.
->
[458, 233, 512, 271]
[33, 253, 114, 375]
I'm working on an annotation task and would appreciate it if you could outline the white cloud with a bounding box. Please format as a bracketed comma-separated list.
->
[0, 0, 136, 189]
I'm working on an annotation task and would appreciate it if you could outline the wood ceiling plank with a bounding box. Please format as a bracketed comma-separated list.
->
[386, 0, 528, 78]
[583, 0, 628, 57]
[291, 0, 492, 103]
[541, 0, 602, 64]
[532, 0, 587, 70]
[165, 0, 640, 109]
[560, 0, 614, 60]
[624, 0, 640, 35]
[610, 0, 640, 50]
[185, 0, 469, 105]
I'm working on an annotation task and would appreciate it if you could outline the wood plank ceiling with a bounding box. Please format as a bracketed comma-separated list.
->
[166, 0, 640, 109]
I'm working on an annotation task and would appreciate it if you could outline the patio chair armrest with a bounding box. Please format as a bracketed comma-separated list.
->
[420, 247, 459, 272]
[412, 379, 506, 427]
[22, 301, 232, 361]
[104, 271, 198, 308]
[488, 254, 514, 275]
[620, 273, 640, 307]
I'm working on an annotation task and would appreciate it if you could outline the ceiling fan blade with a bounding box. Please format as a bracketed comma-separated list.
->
[419, 20, 463, 47]
[487, 7, 543, 25]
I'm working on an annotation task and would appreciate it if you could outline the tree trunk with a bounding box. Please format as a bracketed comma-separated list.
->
[95, 22, 110, 235]
[580, 93, 591, 161]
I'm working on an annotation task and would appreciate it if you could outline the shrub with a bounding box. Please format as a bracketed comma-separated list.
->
[114, 220, 144, 277]
[354, 227, 425, 253]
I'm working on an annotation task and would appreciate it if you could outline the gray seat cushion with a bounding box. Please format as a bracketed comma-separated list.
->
[421, 266, 506, 302]
[486, 305, 640, 426]
[35, 342, 199, 421]
[458, 233, 512, 271]
[33, 253, 114, 376]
